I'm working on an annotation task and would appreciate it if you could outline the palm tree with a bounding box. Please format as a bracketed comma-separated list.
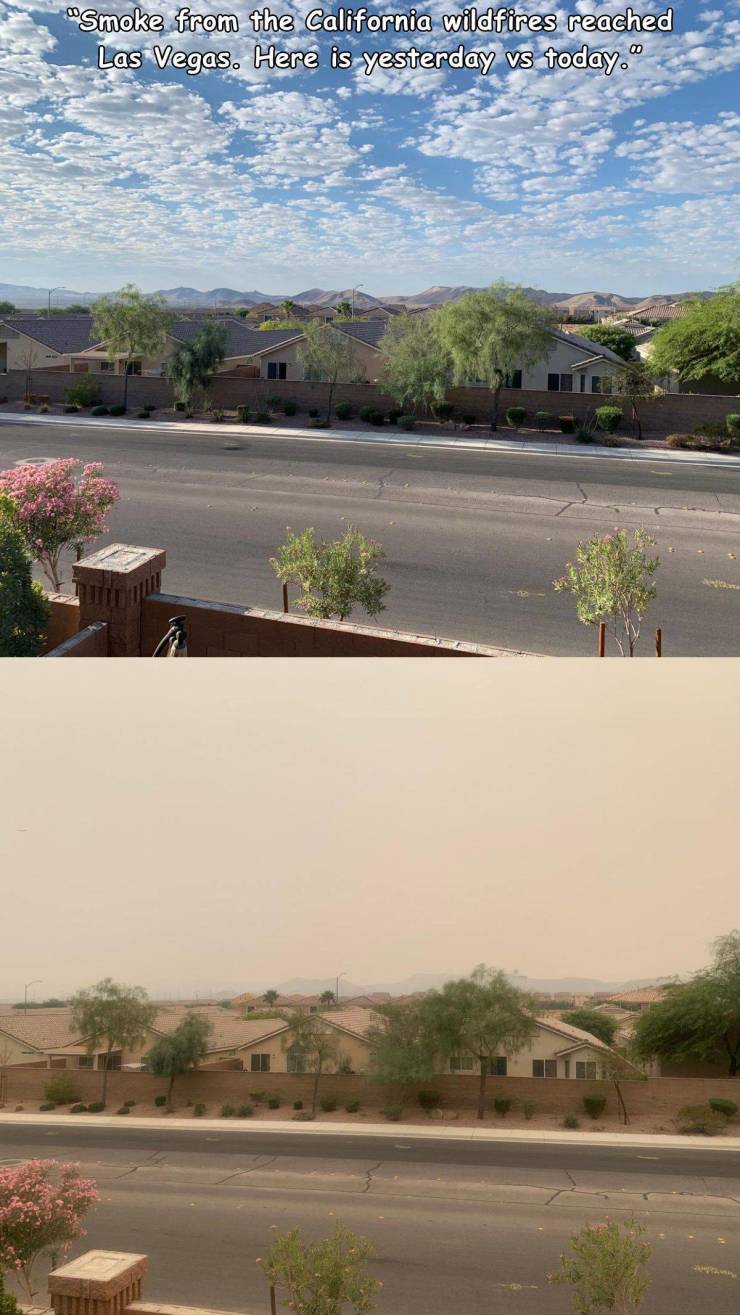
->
[320, 990, 336, 1007]
[280, 300, 296, 319]
[263, 989, 279, 1005]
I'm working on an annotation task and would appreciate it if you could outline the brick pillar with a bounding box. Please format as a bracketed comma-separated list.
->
[73, 544, 166, 657]
[48, 1251, 148, 1315]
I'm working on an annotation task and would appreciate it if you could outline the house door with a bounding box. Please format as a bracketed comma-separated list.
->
[0, 342, 7, 373]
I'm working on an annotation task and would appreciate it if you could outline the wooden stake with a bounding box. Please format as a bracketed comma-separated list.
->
[655, 627, 662, 657]
[597, 622, 606, 657]
[282, 583, 289, 614]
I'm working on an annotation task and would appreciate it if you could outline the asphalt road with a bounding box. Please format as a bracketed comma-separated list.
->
[2, 1125, 739, 1314]
[1, 420, 740, 654]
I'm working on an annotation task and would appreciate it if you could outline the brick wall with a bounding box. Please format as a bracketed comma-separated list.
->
[141, 594, 504, 658]
[43, 595, 81, 652]
[3, 1065, 737, 1117]
[44, 622, 108, 657]
[3, 369, 738, 436]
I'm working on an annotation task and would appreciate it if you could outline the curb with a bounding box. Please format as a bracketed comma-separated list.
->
[1, 1112, 740, 1152]
[2, 412, 740, 470]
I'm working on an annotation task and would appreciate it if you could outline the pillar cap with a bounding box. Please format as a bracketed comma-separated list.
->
[48, 1251, 148, 1298]
[73, 544, 166, 587]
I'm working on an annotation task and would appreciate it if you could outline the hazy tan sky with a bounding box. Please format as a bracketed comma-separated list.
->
[1, 660, 737, 1000]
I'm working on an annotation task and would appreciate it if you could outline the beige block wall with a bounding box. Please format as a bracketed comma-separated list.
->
[3, 1065, 739, 1118]
[255, 338, 382, 383]
[0, 1032, 45, 1067]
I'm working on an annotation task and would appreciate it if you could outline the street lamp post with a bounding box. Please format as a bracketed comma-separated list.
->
[335, 972, 347, 1005]
[351, 285, 364, 320]
[24, 979, 42, 1015]
[47, 288, 67, 318]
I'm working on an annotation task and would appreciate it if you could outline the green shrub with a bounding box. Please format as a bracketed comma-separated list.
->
[562, 1112, 580, 1129]
[559, 415, 575, 434]
[45, 1075, 81, 1106]
[666, 432, 694, 449]
[293, 1111, 315, 1121]
[283, 400, 297, 416]
[0, 1273, 21, 1315]
[523, 1101, 536, 1121]
[418, 1089, 441, 1112]
[726, 413, 740, 440]
[64, 377, 101, 408]
[309, 418, 331, 428]
[116, 1105, 130, 1115]
[39, 1102, 56, 1111]
[576, 425, 595, 443]
[87, 1101, 106, 1113]
[676, 1103, 727, 1135]
[237, 406, 251, 423]
[255, 410, 271, 424]
[221, 1102, 236, 1118]
[174, 401, 186, 412]
[64, 405, 79, 414]
[506, 405, 527, 429]
[266, 394, 281, 409]
[388, 407, 404, 424]
[90, 405, 109, 417]
[494, 1096, 512, 1118]
[0, 517, 50, 658]
[461, 412, 477, 426]
[320, 1096, 337, 1112]
[369, 411, 385, 426]
[595, 405, 623, 433]
[334, 401, 353, 420]
[693, 420, 726, 439]
[154, 1095, 167, 1107]
[535, 411, 555, 431]
[249, 1090, 266, 1104]
[193, 1102, 207, 1117]
[237, 1103, 254, 1118]
[397, 414, 416, 431]
[267, 1096, 281, 1109]
[70, 1103, 88, 1114]
[109, 404, 126, 416]
[434, 401, 454, 422]
[211, 408, 225, 423]
[293, 1099, 303, 1110]
[709, 1097, 738, 1118]
[583, 1094, 607, 1119]
[345, 1099, 360, 1113]
[383, 1104, 404, 1122]
[359, 405, 374, 422]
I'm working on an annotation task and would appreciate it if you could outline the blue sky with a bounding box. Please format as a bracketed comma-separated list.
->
[1, 0, 739, 296]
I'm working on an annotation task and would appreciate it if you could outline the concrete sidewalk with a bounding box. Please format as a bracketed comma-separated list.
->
[2, 410, 740, 470]
[2, 1111, 739, 1151]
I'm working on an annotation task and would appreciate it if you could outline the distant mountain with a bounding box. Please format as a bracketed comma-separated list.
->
[268, 973, 663, 998]
[0, 282, 713, 314]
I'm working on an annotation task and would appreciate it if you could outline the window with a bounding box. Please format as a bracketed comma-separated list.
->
[547, 373, 560, 391]
[591, 376, 602, 393]
[287, 1044, 307, 1074]
[267, 361, 287, 380]
[505, 369, 522, 389]
[576, 1061, 597, 1080]
[532, 1059, 557, 1078]
[126, 361, 141, 376]
[104, 1053, 121, 1070]
[488, 1056, 507, 1076]
[250, 1053, 270, 1073]
[450, 1055, 475, 1072]
[559, 373, 572, 393]
[579, 374, 586, 393]
[77, 1054, 93, 1068]
[100, 361, 114, 372]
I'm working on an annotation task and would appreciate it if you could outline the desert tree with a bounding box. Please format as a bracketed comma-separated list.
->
[553, 528, 659, 656]
[381, 312, 449, 416]
[165, 322, 228, 413]
[649, 283, 740, 388]
[281, 1010, 341, 1115]
[91, 284, 173, 411]
[70, 978, 156, 1104]
[145, 1012, 213, 1110]
[298, 321, 361, 423]
[271, 525, 389, 622]
[561, 1009, 617, 1047]
[632, 931, 740, 1076]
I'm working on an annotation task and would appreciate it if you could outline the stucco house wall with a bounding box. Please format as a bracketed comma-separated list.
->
[0, 328, 67, 371]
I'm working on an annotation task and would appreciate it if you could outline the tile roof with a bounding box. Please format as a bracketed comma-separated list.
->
[0, 1009, 81, 1050]
[623, 302, 689, 322]
[536, 1016, 610, 1051]
[553, 328, 625, 366]
[605, 987, 667, 1006]
[148, 1006, 288, 1052]
[321, 1007, 381, 1038]
[335, 322, 387, 349]
[0, 316, 99, 354]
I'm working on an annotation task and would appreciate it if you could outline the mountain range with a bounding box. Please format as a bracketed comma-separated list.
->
[0, 282, 708, 314]
[230, 973, 668, 998]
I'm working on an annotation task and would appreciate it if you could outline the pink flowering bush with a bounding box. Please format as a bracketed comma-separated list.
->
[0, 460, 119, 593]
[549, 1217, 651, 1313]
[0, 1159, 99, 1299]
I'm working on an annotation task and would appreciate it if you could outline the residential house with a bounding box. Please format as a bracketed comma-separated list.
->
[0, 317, 98, 373]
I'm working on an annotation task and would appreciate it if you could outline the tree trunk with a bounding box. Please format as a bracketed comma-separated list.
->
[167, 1072, 176, 1110]
[122, 356, 131, 411]
[101, 1051, 110, 1104]
[490, 385, 501, 432]
[477, 1064, 487, 1119]
[312, 1069, 320, 1116]
[326, 374, 337, 425]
